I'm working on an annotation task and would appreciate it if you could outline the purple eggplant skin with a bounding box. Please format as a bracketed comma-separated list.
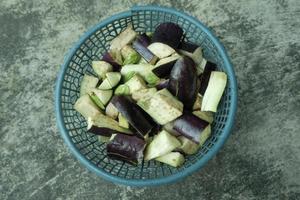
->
[199, 61, 217, 95]
[152, 22, 184, 49]
[101, 52, 121, 71]
[111, 96, 155, 138]
[173, 112, 209, 144]
[155, 79, 169, 90]
[88, 127, 123, 137]
[168, 56, 198, 110]
[152, 60, 177, 78]
[132, 39, 158, 64]
[137, 33, 151, 47]
[178, 41, 199, 53]
[107, 134, 146, 165]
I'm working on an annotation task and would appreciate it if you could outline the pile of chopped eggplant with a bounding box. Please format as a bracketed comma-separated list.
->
[74, 23, 227, 168]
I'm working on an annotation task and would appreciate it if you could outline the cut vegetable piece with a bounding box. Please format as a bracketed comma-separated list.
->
[92, 61, 113, 80]
[132, 39, 158, 64]
[155, 152, 185, 167]
[107, 134, 146, 165]
[152, 54, 180, 78]
[122, 71, 136, 82]
[132, 88, 157, 102]
[87, 114, 132, 136]
[199, 61, 217, 95]
[199, 124, 211, 146]
[178, 41, 199, 53]
[79, 74, 99, 96]
[125, 74, 147, 94]
[98, 79, 111, 90]
[163, 121, 180, 137]
[173, 113, 209, 144]
[111, 96, 155, 138]
[168, 56, 198, 109]
[101, 51, 122, 71]
[192, 94, 202, 111]
[201, 71, 227, 112]
[147, 42, 176, 59]
[121, 45, 140, 65]
[177, 136, 199, 155]
[137, 89, 183, 125]
[106, 72, 121, 87]
[155, 79, 169, 90]
[118, 113, 130, 129]
[192, 111, 214, 123]
[121, 64, 159, 85]
[105, 102, 119, 119]
[152, 22, 183, 49]
[74, 94, 101, 119]
[98, 135, 110, 143]
[179, 47, 203, 75]
[137, 33, 151, 47]
[89, 92, 105, 110]
[90, 88, 112, 105]
[110, 25, 137, 51]
[144, 130, 181, 160]
[114, 84, 130, 95]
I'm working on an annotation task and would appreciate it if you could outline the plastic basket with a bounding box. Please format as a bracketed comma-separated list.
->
[55, 5, 237, 186]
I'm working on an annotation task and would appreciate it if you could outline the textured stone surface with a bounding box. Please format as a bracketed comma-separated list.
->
[0, 0, 299, 199]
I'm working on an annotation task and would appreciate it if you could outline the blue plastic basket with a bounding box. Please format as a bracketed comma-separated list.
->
[55, 5, 237, 186]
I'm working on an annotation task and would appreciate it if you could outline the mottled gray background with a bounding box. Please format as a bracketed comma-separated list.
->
[0, 0, 299, 199]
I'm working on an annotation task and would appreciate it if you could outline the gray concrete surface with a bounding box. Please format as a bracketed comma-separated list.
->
[1, 0, 299, 199]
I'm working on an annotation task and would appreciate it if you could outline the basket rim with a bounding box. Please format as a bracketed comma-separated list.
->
[55, 5, 238, 187]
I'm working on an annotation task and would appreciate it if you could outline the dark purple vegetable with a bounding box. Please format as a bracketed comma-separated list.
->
[199, 61, 217, 95]
[102, 52, 121, 71]
[168, 56, 198, 109]
[152, 22, 184, 49]
[155, 79, 169, 90]
[152, 56, 179, 78]
[173, 113, 209, 144]
[107, 134, 146, 165]
[178, 41, 199, 52]
[111, 96, 155, 138]
[163, 121, 180, 137]
[137, 33, 151, 47]
[132, 39, 158, 64]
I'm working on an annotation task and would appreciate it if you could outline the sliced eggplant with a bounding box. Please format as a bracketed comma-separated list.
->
[105, 102, 119, 119]
[173, 113, 209, 144]
[114, 84, 130, 95]
[118, 113, 129, 129]
[111, 96, 155, 138]
[155, 152, 185, 167]
[89, 92, 105, 110]
[155, 79, 169, 90]
[98, 72, 121, 90]
[179, 47, 203, 75]
[87, 114, 132, 136]
[121, 45, 140, 65]
[199, 61, 217, 95]
[192, 94, 202, 111]
[152, 22, 183, 49]
[137, 89, 183, 125]
[163, 121, 181, 137]
[101, 51, 122, 71]
[177, 136, 199, 155]
[152, 54, 180, 78]
[110, 25, 137, 51]
[168, 56, 198, 110]
[125, 74, 147, 94]
[147, 42, 176, 59]
[107, 134, 146, 165]
[192, 111, 214, 124]
[92, 61, 113, 80]
[144, 130, 181, 160]
[79, 74, 99, 96]
[121, 64, 160, 85]
[131, 88, 157, 102]
[132, 39, 158, 65]
[74, 94, 101, 119]
[137, 33, 151, 47]
[89, 88, 112, 105]
[201, 71, 227, 112]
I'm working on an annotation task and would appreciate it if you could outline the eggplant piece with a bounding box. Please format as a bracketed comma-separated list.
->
[89, 92, 105, 110]
[125, 74, 147, 94]
[192, 94, 202, 111]
[118, 113, 129, 129]
[101, 51, 122, 71]
[179, 47, 203, 75]
[74, 94, 101, 119]
[173, 113, 209, 144]
[137, 89, 183, 125]
[163, 121, 181, 137]
[199, 61, 217, 95]
[109, 25, 137, 51]
[111, 96, 155, 138]
[137, 33, 151, 47]
[131, 88, 157, 102]
[105, 102, 119, 119]
[132, 39, 158, 65]
[152, 22, 183, 49]
[80, 74, 99, 96]
[192, 110, 214, 123]
[155, 79, 169, 90]
[92, 61, 113, 80]
[178, 41, 199, 52]
[147, 42, 176, 59]
[177, 136, 199, 155]
[107, 134, 146, 165]
[144, 130, 181, 160]
[87, 114, 132, 136]
[121, 64, 160, 85]
[201, 71, 227, 112]
[152, 54, 180, 78]
[155, 152, 185, 167]
[114, 84, 130, 96]
[89, 88, 112, 105]
[168, 56, 198, 110]
[98, 72, 121, 90]
[121, 45, 140, 65]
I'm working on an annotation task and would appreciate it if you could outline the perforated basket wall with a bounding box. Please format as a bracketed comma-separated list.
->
[55, 6, 237, 186]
